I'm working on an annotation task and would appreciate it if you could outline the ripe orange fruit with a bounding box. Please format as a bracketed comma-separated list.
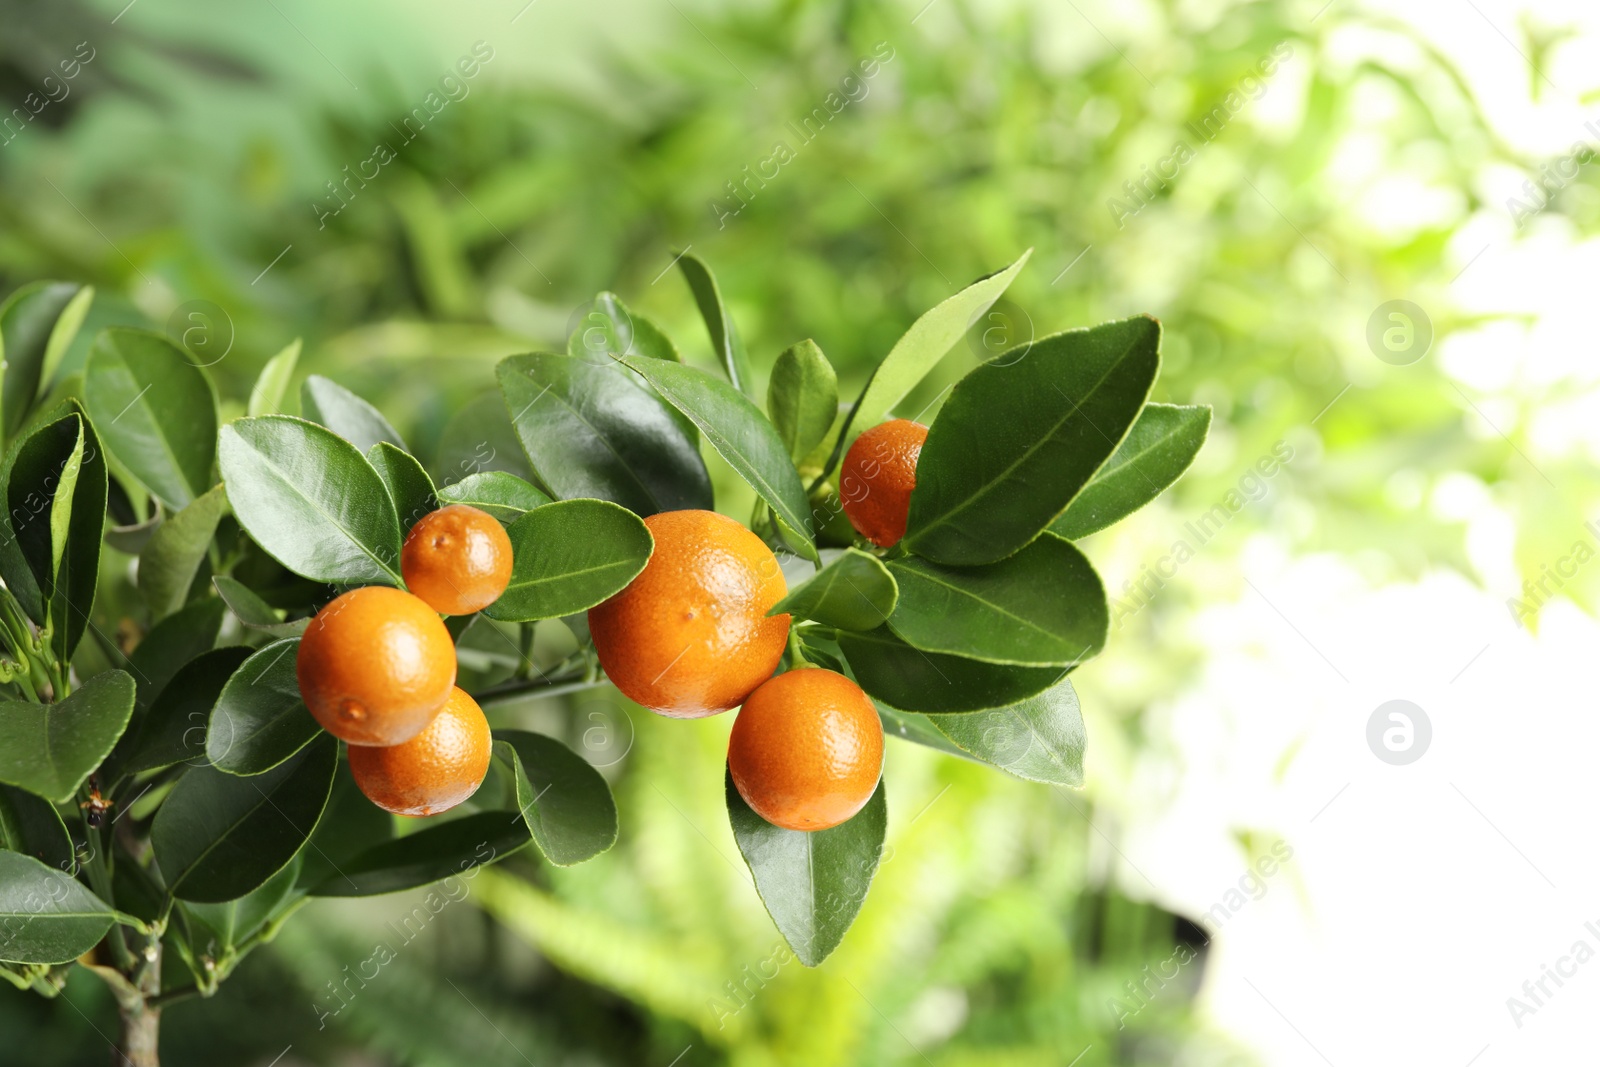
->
[402, 504, 514, 615]
[296, 585, 457, 747]
[728, 667, 884, 832]
[840, 418, 928, 547]
[588, 509, 789, 718]
[348, 686, 492, 816]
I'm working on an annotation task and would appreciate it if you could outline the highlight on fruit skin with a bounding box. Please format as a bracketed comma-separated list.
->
[588, 509, 790, 719]
[402, 503, 514, 615]
[295, 585, 458, 747]
[840, 418, 928, 547]
[348, 686, 493, 816]
[728, 666, 885, 832]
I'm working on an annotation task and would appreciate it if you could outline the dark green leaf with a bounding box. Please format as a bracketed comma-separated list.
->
[568, 292, 681, 363]
[0, 784, 75, 872]
[771, 548, 896, 631]
[218, 415, 403, 585]
[435, 471, 551, 523]
[494, 731, 618, 865]
[726, 769, 886, 967]
[128, 598, 225, 709]
[618, 354, 813, 554]
[309, 810, 529, 897]
[677, 252, 754, 396]
[207, 639, 322, 776]
[123, 647, 252, 777]
[875, 704, 978, 761]
[301, 375, 406, 454]
[768, 339, 838, 464]
[152, 734, 336, 903]
[183, 856, 301, 953]
[138, 484, 227, 620]
[886, 534, 1107, 666]
[1050, 403, 1211, 539]
[432, 390, 538, 487]
[0, 671, 136, 803]
[930, 677, 1085, 786]
[904, 317, 1161, 565]
[246, 339, 300, 417]
[295, 758, 392, 891]
[496, 354, 711, 516]
[0, 851, 115, 964]
[484, 499, 653, 622]
[212, 576, 306, 638]
[0, 411, 88, 624]
[837, 628, 1066, 713]
[367, 442, 438, 534]
[83, 328, 217, 510]
[48, 403, 107, 662]
[0, 282, 91, 441]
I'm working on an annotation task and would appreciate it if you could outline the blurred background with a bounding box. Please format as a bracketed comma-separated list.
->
[3, 0, 1599, 1062]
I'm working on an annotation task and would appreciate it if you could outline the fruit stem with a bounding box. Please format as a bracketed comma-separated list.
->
[786, 629, 811, 669]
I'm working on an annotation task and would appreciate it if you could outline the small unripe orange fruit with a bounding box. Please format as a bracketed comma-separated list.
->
[402, 504, 514, 616]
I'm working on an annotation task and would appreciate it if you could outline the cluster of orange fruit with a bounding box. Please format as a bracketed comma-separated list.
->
[295, 418, 927, 833]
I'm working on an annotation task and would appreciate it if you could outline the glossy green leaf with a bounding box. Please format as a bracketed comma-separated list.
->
[128, 598, 225, 709]
[218, 415, 403, 585]
[211, 576, 308, 639]
[122, 647, 252, 777]
[0, 851, 115, 964]
[930, 677, 1086, 786]
[771, 548, 896, 631]
[309, 810, 529, 897]
[846, 251, 1032, 446]
[495, 731, 618, 865]
[183, 856, 301, 954]
[435, 471, 550, 523]
[246, 338, 300, 417]
[104, 503, 163, 556]
[497, 354, 711, 516]
[904, 317, 1161, 565]
[618, 354, 813, 554]
[837, 627, 1066, 714]
[138, 483, 227, 620]
[301, 375, 406, 454]
[726, 769, 886, 967]
[1050, 403, 1212, 539]
[0, 784, 74, 872]
[768, 339, 838, 465]
[0, 281, 90, 441]
[0, 671, 136, 803]
[678, 252, 754, 396]
[432, 390, 539, 487]
[876, 705, 979, 762]
[367, 442, 437, 534]
[83, 328, 217, 510]
[886, 534, 1107, 666]
[295, 761, 393, 891]
[207, 638, 322, 776]
[152, 734, 336, 903]
[484, 499, 653, 622]
[567, 292, 681, 363]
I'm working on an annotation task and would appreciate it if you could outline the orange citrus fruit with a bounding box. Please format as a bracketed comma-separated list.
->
[402, 504, 514, 616]
[296, 585, 457, 747]
[840, 418, 928, 547]
[588, 509, 789, 718]
[728, 667, 884, 832]
[347, 686, 492, 816]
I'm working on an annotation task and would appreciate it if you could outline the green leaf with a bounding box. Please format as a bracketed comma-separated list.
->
[726, 769, 886, 967]
[568, 292, 681, 363]
[83, 328, 218, 511]
[218, 415, 403, 585]
[771, 548, 896, 631]
[930, 677, 1085, 786]
[0, 851, 115, 964]
[0, 671, 136, 803]
[494, 731, 618, 865]
[432, 390, 539, 487]
[104, 504, 163, 556]
[128, 598, 225, 709]
[618, 354, 814, 555]
[183, 856, 301, 954]
[875, 705, 978, 762]
[677, 252, 754, 396]
[768, 339, 838, 464]
[837, 627, 1066, 714]
[246, 339, 300, 417]
[301, 375, 406, 454]
[207, 639, 322, 777]
[483, 499, 653, 622]
[366, 442, 438, 534]
[847, 251, 1032, 446]
[152, 734, 336, 903]
[309, 811, 529, 897]
[0, 784, 75, 872]
[435, 471, 550, 523]
[43, 404, 108, 662]
[0, 410, 103, 633]
[1050, 403, 1212, 539]
[211, 577, 307, 639]
[903, 317, 1161, 565]
[122, 647, 252, 777]
[0, 282, 90, 441]
[138, 484, 228, 620]
[886, 534, 1107, 666]
[496, 354, 711, 516]
[295, 760, 392, 891]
